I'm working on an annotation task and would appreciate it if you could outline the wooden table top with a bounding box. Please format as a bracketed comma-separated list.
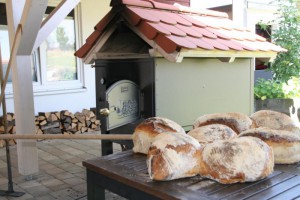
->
[83, 150, 300, 200]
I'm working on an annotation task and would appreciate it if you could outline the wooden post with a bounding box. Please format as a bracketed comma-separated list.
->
[6, 0, 48, 175]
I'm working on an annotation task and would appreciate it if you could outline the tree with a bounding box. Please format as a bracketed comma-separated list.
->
[56, 27, 69, 50]
[271, 0, 300, 82]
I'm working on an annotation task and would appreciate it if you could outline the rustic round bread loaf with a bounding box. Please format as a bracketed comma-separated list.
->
[250, 110, 296, 130]
[199, 136, 274, 184]
[133, 117, 185, 154]
[193, 112, 254, 134]
[187, 124, 237, 144]
[239, 127, 300, 164]
[147, 132, 201, 181]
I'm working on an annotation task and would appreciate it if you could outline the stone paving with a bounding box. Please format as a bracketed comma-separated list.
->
[0, 139, 126, 200]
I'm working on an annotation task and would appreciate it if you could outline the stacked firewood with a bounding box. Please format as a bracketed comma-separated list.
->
[60, 109, 100, 134]
[0, 112, 16, 147]
[0, 109, 101, 147]
[36, 111, 61, 135]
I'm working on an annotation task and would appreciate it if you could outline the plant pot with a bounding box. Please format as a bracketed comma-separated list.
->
[254, 98, 293, 115]
[254, 98, 300, 120]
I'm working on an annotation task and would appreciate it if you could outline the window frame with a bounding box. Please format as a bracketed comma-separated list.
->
[0, 1, 85, 96]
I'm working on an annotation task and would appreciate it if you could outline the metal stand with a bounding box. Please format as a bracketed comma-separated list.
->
[0, 141, 25, 197]
[0, 43, 25, 197]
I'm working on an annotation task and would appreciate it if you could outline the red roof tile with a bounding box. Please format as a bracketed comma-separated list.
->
[165, 12, 193, 27]
[202, 38, 230, 51]
[186, 36, 214, 50]
[157, 22, 186, 37]
[127, 7, 160, 23]
[179, 14, 207, 28]
[86, 30, 102, 45]
[175, 24, 202, 38]
[75, 0, 285, 61]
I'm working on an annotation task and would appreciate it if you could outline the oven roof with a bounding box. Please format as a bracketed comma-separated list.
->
[75, 0, 286, 63]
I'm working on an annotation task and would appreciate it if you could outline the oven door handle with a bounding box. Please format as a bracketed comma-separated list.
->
[99, 108, 110, 116]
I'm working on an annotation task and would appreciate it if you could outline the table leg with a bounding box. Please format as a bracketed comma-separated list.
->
[87, 170, 105, 200]
[101, 140, 113, 156]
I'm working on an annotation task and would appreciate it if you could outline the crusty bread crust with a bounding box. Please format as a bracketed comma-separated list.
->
[239, 127, 300, 164]
[199, 136, 274, 184]
[193, 112, 254, 134]
[188, 124, 237, 144]
[250, 110, 296, 130]
[147, 132, 201, 181]
[133, 117, 185, 154]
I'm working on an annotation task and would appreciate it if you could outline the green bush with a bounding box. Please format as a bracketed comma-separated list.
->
[254, 77, 300, 100]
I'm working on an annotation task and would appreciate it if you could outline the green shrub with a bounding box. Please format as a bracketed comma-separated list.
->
[254, 77, 300, 100]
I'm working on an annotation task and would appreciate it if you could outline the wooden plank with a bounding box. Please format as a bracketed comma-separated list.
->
[208, 170, 282, 199]
[17, 0, 48, 55]
[246, 175, 300, 200]
[33, 0, 80, 51]
[0, 133, 133, 140]
[222, 172, 296, 200]
[269, 184, 300, 200]
[14, 56, 39, 175]
[6, 0, 25, 36]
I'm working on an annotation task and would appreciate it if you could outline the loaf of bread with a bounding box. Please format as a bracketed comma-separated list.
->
[250, 110, 296, 130]
[133, 117, 185, 154]
[199, 136, 274, 184]
[193, 112, 254, 134]
[187, 124, 237, 144]
[147, 132, 201, 181]
[239, 127, 300, 164]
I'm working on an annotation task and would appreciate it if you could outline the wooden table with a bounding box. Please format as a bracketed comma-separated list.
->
[83, 150, 300, 200]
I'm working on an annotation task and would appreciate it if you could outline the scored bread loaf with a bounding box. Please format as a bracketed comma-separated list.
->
[199, 136, 274, 184]
[193, 112, 254, 134]
[187, 124, 237, 144]
[147, 132, 201, 181]
[239, 127, 300, 164]
[250, 110, 296, 130]
[133, 117, 185, 154]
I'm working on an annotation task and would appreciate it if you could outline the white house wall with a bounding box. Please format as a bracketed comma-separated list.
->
[4, 0, 111, 115]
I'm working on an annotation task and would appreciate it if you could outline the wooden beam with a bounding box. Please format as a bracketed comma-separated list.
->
[123, 19, 180, 63]
[94, 52, 151, 60]
[13, 55, 39, 175]
[17, 0, 48, 55]
[33, 0, 80, 51]
[0, 134, 133, 140]
[5, 0, 25, 36]
[84, 25, 118, 64]
[6, 0, 48, 176]
[218, 57, 236, 63]
[179, 49, 278, 60]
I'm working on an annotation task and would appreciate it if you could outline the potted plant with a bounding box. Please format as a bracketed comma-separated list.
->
[254, 77, 300, 115]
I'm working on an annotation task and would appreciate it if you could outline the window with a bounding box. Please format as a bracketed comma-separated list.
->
[0, 2, 83, 94]
[39, 7, 78, 83]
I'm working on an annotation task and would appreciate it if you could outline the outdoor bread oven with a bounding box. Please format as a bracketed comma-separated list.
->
[75, 0, 284, 155]
[95, 58, 155, 155]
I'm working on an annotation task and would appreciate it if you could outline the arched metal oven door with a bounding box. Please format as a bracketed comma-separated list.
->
[105, 80, 140, 130]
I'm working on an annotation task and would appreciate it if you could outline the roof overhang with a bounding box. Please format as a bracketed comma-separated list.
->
[75, 0, 285, 64]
